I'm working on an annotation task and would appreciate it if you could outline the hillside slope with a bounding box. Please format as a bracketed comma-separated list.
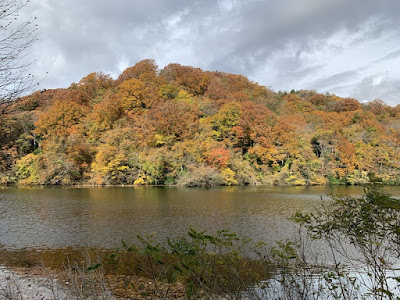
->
[1, 59, 400, 186]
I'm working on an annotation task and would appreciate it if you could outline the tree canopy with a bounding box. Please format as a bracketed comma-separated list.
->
[1, 60, 400, 186]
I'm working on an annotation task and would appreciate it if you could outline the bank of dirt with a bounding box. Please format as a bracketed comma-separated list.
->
[0, 265, 188, 299]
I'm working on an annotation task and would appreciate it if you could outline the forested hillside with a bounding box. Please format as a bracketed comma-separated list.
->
[1, 59, 399, 186]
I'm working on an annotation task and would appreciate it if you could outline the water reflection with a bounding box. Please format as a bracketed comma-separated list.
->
[1, 185, 399, 252]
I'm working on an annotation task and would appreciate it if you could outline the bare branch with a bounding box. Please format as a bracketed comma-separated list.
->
[0, 0, 38, 113]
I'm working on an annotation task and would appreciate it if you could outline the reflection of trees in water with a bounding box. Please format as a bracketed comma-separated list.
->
[0, 202, 10, 239]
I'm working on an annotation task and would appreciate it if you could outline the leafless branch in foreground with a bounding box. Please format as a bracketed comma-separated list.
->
[0, 0, 38, 116]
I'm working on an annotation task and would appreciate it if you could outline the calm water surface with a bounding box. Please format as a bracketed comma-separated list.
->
[1, 186, 400, 251]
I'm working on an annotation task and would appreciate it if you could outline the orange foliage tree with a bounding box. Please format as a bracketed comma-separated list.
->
[117, 59, 159, 84]
[161, 63, 211, 95]
[3, 59, 400, 186]
[35, 100, 88, 140]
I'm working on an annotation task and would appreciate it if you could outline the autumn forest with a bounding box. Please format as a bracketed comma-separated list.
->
[1, 59, 399, 187]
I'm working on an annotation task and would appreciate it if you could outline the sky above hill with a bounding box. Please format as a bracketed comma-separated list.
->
[25, 0, 400, 105]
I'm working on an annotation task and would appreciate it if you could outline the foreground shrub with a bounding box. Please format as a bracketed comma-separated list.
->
[293, 177, 400, 299]
[110, 229, 272, 299]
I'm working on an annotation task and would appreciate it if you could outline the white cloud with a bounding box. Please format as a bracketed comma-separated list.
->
[22, 0, 400, 105]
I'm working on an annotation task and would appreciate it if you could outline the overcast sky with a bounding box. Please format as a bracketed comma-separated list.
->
[24, 0, 400, 105]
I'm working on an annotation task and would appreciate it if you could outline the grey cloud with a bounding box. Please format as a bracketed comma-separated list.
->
[312, 69, 362, 90]
[290, 65, 326, 79]
[275, 64, 327, 89]
[373, 49, 400, 64]
[24, 0, 400, 105]
[30, 0, 197, 82]
[194, 0, 400, 73]
[351, 74, 400, 106]
[322, 83, 356, 96]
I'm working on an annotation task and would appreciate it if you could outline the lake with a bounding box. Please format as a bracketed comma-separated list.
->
[1, 185, 400, 297]
[2, 185, 400, 252]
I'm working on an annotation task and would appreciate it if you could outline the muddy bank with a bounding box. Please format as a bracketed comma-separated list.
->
[0, 266, 70, 299]
[0, 265, 187, 299]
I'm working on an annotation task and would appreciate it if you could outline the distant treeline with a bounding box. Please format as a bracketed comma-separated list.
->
[1, 59, 399, 186]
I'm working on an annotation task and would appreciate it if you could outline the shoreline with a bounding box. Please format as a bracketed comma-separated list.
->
[0, 265, 70, 300]
[1, 182, 399, 189]
[0, 264, 187, 299]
